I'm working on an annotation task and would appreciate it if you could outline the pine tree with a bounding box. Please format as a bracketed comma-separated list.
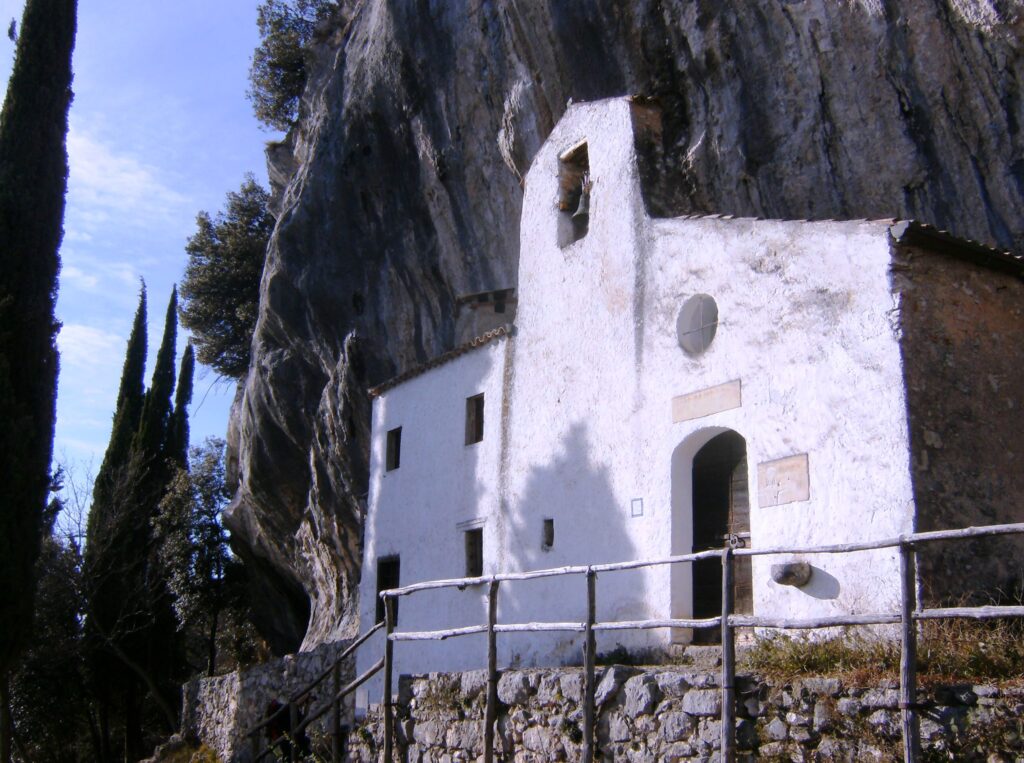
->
[247, 0, 335, 130]
[0, 0, 77, 756]
[180, 176, 272, 378]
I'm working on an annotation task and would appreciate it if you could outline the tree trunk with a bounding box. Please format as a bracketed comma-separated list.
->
[1, 670, 12, 763]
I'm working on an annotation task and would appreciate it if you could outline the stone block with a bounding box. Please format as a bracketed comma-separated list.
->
[791, 725, 814, 743]
[836, 697, 862, 716]
[758, 741, 788, 758]
[535, 674, 563, 706]
[785, 711, 810, 727]
[662, 741, 695, 758]
[608, 712, 631, 742]
[796, 677, 842, 697]
[595, 665, 636, 706]
[766, 717, 789, 741]
[522, 725, 548, 752]
[812, 699, 833, 732]
[659, 711, 694, 741]
[634, 714, 657, 735]
[683, 689, 721, 716]
[445, 720, 481, 752]
[814, 737, 855, 762]
[742, 694, 762, 718]
[459, 670, 487, 700]
[626, 746, 657, 763]
[861, 689, 899, 709]
[623, 675, 660, 717]
[867, 709, 897, 735]
[655, 671, 691, 697]
[413, 720, 444, 746]
[497, 672, 531, 705]
[559, 672, 584, 703]
[697, 718, 722, 744]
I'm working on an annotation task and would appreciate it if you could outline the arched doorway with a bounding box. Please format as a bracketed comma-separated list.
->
[671, 429, 752, 642]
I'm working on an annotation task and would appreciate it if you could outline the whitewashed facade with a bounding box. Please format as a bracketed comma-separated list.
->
[355, 97, 1022, 707]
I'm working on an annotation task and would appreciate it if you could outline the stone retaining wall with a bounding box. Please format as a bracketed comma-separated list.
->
[181, 639, 354, 762]
[348, 666, 1024, 761]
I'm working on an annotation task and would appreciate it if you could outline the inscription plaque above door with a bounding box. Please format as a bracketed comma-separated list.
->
[672, 379, 742, 423]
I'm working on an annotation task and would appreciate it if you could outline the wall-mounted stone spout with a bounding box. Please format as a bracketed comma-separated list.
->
[771, 561, 813, 588]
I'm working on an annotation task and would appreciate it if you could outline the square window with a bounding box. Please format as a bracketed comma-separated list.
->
[375, 556, 400, 624]
[465, 394, 484, 445]
[386, 426, 402, 471]
[465, 528, 483, 578]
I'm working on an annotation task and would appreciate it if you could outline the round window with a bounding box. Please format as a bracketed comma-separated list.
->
[677, 294, 719, 355]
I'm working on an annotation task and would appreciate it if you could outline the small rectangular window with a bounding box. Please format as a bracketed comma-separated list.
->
[386, 427, 402, 471]
[375, 556, 400, 624]
[465, 394, 484, 445]
[465, 528, 483, 578]
[542, 518, 554, 550]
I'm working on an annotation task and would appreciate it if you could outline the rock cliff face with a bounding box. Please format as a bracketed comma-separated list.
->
[224, 0, 1024, 653]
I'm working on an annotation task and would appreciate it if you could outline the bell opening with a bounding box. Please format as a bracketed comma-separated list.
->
[557, 141, 590, 247]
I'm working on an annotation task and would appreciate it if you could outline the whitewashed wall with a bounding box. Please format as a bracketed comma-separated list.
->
[357, 338, 511, 708]
[357, 98, 918, 709]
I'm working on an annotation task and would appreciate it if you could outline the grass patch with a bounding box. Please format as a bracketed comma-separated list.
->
[743, 617, 1024, 685]
[743, 629, 897, 683]
[917, 616, 1024, 684]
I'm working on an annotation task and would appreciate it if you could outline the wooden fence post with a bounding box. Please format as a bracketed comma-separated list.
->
[582, 568, 597, 763]
[484, 580, 500, 763]
[721, 546, 736, 762]
[899, 541, 921, 762]
[331, 659, 342, 763]
[383, 596, 396, 763]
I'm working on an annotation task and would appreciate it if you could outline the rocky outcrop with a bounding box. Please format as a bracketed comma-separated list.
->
[225, 0, 1024, 652]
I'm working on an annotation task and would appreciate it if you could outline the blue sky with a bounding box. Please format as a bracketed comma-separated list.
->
[0, 0, 277, 477]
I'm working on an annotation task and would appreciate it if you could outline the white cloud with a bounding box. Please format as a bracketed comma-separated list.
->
[55, 324, 126, 464]
[66, 128, 193, 234]
[61, 265, 100, 290]
[58, 323, 124, 371]
[61, 251, 140, 293]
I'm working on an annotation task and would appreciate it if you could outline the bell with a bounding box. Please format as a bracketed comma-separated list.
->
[572, 189, 590, 221]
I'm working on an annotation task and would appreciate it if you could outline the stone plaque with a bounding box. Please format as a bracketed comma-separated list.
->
[672, 380, 742, 422]
[758, 454, 810, 508]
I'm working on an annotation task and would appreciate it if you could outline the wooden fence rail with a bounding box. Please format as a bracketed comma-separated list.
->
[371, 521, 1024, 763]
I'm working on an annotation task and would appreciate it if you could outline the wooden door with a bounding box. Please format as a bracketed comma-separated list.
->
[691, 432, 751, 640]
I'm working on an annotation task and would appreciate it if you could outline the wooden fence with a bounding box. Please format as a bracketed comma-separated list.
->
[247, 521, 1024, 762]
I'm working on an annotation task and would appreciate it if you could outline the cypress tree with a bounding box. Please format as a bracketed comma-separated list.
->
[167, 343, 194, 468]
[135, 287, 178, 461]
[89, 284, 147, 522]
[83, 289, 185, 757]
[0, 0, 77, 712]
[82, 287, 150, 763]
